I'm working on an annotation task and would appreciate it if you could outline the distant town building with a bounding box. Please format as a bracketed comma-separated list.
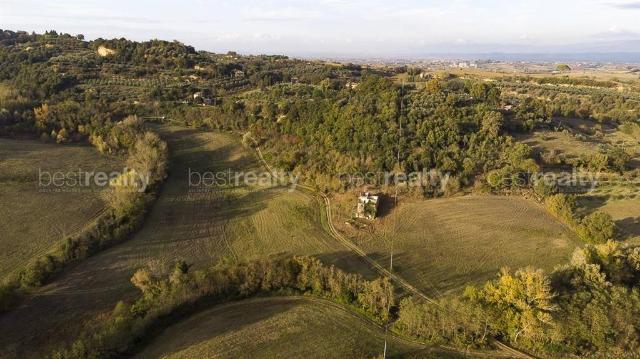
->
[355, 192, 379, 220]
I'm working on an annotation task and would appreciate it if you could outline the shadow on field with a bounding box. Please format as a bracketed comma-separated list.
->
[617, 217, 640, 240]
[150, 299, 299, 355]
[172, 143, 258, 174]
[376, 193, 397, 219]
[575, 195, 609, 217]
[315, 251, 379, 280]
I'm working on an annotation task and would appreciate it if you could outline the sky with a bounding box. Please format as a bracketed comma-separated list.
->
[2, 0, 640, 56]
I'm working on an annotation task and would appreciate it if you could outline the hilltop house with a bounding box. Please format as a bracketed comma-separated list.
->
[355, 192, 379, 220]
[192, 92, 214, 106]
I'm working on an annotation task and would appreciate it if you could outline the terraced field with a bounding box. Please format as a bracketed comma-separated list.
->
[0, 126, 371, 358]
[333, 194, 581, 296]
[0, 138, 124, 280]
[135, 297, 431, 359]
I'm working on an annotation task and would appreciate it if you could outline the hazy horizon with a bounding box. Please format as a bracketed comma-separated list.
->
[3, 0, 640, 59]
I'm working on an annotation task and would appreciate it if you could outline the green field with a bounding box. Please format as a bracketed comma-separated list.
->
[135, 297, 427, 359]
[0, 126, 372, 358]
[333, 194, 581, 296]
[0, 138, 123, 280]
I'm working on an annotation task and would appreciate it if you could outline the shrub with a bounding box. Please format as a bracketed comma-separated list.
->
[545, 194, 577, 226]
[576, 211, 616, 243]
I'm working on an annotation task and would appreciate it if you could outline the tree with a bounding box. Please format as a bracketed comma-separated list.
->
[556, 64, 571, 72]
[608, 148, 631, 173]
[103, 170, 146, 217]
[481, 111, 503, 138]
[545, 194, 577, 226]
[466, 267, 557, 348]
[55, 128, 69, 143]
[577, 211, 616, 243]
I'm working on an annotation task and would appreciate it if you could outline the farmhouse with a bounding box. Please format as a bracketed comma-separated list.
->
[192, 92, 214, 105]
[355, 192, 379, 220]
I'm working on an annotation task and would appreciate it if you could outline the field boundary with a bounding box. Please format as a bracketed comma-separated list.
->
[2, 206, 108, 282]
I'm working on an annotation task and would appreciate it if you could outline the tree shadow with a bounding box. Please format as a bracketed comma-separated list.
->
[314, 250, 379, 280]
[131, 297, 302, 358]
[376, 193, 397, 219]
[616, 217, 640, 240]
[575, 195, 609, 217]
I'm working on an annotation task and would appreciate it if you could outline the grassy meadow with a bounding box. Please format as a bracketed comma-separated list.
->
[332, 194, 581, 296]
[135, 297, 424, 359]
[0, 126, 372, 358]
[0, 138, 123, 280]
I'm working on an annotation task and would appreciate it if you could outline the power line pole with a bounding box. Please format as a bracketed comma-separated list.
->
[383, 325, 388, 359]
[383, 81, 405, 359]
[391, 81, 404, 272]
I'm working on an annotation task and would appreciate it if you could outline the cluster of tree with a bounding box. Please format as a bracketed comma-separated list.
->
[485, 142, 540, 192]
[538, 145, 632, 174]
[52, 256, 393, 358]
[192, 75, 527, 194]
[545, 194, 616, 243]
[396, 241, 640, 357]
[0, 29, 362, 107]
[0, 116, 168, 312]
[503, 79, 640, 124]
[0, 29, 38, 45]
[525, 75, 618, 89]
[90, 38, 198, 69]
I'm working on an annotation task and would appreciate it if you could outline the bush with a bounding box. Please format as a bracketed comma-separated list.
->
[576, 211, 616, 243]
[545, 194, 577, 226]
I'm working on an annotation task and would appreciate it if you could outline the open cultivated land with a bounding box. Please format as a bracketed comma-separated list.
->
[0, 126, 372, 358]
[135, 297, 428, 359]
[0, 138, 123, 280]
[333, 194, 581, 296]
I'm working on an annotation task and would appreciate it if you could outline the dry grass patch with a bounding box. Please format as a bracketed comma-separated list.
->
[0, 138, 123, 280]
[135, 297, 431, 359]
[332, 193, 580, 296]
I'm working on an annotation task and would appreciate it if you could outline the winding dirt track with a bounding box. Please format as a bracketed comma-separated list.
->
[254, 146, 537, 359]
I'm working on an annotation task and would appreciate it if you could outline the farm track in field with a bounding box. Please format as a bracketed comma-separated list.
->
[255, 146, 540, 359]
[0, 126, 372, 358]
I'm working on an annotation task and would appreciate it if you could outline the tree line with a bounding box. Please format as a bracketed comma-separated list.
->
[52, 256, 393, 358]
[0, 116, 168, 312]
[396, 241, 640, 357]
